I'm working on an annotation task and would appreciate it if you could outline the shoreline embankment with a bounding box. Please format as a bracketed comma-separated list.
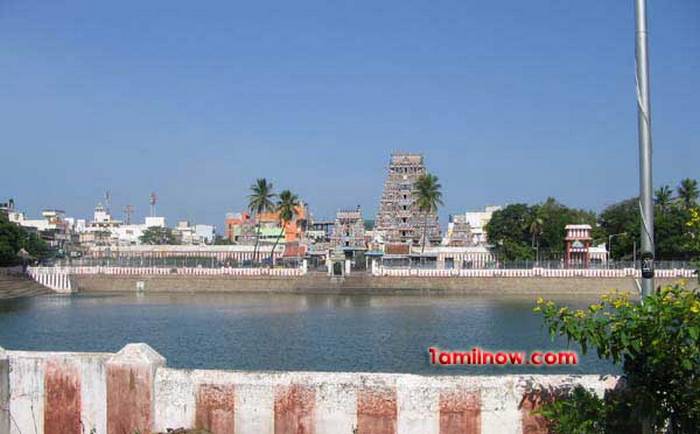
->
[0, 269, 51, 300]
[71, 273, 690, 295]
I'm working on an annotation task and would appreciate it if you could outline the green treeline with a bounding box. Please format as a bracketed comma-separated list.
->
[486, 178, 700, 262]
[0, 213, 49, 266]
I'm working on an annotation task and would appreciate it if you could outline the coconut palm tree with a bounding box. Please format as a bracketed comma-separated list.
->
[529, 215, 544, 263]
[677, 178, 699, 210]
[414, 173, 443, 255]
[269, 190, 300, 266]
[247, 178, 275, 264]
[654, 185, 673, 212]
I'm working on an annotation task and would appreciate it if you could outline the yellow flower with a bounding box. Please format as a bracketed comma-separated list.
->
[574, 310, 586, 319]
[536, 297, 545, 305]
[612, 299, 630, 309]
[690, 302, 700, 315]
[589, 304, 603, 313]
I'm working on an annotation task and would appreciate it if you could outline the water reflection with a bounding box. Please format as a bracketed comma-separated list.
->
[0, 292, 615, 375]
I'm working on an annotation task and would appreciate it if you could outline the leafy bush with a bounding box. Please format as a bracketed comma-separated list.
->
[533, 283, 700, 433]
[0, 213, 48, 266]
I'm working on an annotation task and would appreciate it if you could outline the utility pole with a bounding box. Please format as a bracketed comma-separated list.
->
[149, 192, 157, 217]
[635, 0, 655, 297]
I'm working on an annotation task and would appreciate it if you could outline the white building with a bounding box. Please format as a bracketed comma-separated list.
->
[145, 216, 166, 228]
[194, 224, 215, 244]
[446, 206, 502, 246]
[87, 204, 122, 230]
[9, 209, 67, 232]
[77, 203, 168, 247]
[412, 245, 497, 269]
[111, 225, 146, 246]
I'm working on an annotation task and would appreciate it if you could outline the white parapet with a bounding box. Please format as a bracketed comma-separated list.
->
[375, 267, 697, 279]
[0, 345, 620, 434]
[26, 266, 73, 293]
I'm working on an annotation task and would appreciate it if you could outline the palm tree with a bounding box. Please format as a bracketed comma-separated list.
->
[529, 215, 544, 264]
[677, 178, 699, 210]
[269, 190, 300, 267]
[654, 185, 673, 212]
[247, 178, 275, 264]
[414, 173, 443, 255]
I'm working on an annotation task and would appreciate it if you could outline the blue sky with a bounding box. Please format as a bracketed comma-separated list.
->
[1, 1, 698, 229]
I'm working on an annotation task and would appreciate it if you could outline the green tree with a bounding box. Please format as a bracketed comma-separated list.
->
[677, 178, 699, 210]
[139, 226, 177, 245]
[486, 199, 596, 262]
[655, 206, 695, 261]
[599, 193, 699, 261]
[534, 284, 700, 432]
[247, 178, 275, 263]
[598, 198, 640, 260]
[414, 173, 443, 254]
[654, 185, 673, 212]
[269, 190, 300, 266]
[686, 208, 700, 255]
[486, 203, 535, 261]
[0, 214, 49, 266]
[213, 235, 233, 245]
[535, 198, 598, 257]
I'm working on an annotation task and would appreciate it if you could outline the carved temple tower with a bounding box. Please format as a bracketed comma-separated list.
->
[375, 153, 441, 246]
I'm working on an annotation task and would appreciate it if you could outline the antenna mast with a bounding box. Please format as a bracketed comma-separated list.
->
[124, 204, 134, 225]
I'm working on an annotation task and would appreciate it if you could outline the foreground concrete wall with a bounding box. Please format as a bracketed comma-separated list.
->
[0, 344, 619, 434]
[5, 349, 110, 434]
[72, 273, 688, 295]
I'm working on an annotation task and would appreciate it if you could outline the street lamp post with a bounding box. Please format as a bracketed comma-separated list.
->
[608, 232, 627, 268]
[635, 0, 655, 297]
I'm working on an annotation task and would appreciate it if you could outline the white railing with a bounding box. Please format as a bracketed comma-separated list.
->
[28, 264, 307, 279]
[374, 266, 697, 279]
[26, 266, 73, 293]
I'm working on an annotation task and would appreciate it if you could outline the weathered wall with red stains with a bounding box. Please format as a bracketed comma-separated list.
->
[44, 358, 81, 434]
[0, 344, 620, 434]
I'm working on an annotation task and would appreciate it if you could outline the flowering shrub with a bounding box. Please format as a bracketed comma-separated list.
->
[534, 283, 700, 433]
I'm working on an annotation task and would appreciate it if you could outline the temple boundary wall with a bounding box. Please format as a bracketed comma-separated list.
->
[24, 266, 697, 295]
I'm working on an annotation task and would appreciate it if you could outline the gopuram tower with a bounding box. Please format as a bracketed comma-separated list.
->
[375, 153, 441, 246]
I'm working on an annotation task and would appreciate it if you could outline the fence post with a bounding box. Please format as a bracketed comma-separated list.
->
[106, 343, 166, 434]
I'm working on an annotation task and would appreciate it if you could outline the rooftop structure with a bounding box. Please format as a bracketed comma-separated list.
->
[374, 153, 440, 246]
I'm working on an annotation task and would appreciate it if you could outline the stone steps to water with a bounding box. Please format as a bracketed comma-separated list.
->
[0, 275, 52, 300]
